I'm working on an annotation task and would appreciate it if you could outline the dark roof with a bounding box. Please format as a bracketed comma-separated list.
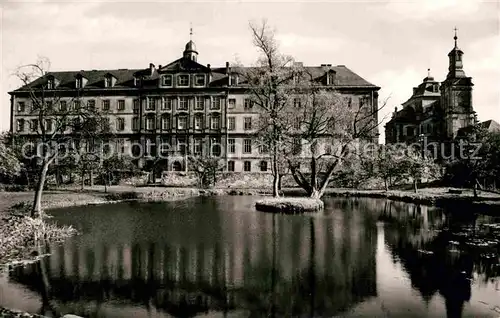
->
[11, 59, 378, 93]
[457, 119, 500, 136]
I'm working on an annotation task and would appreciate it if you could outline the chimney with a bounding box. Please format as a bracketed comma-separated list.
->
[412, 87, 417, 95]
[158, 64, 162, 70]
[149, 63, 155, 76]
[207, 63, 211, 69]
[207, 64, 212, 83]
[225, 62, 230, 74]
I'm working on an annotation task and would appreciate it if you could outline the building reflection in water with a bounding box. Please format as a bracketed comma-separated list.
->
[7, 197, 499, 317]
[9, 197, 379, 317]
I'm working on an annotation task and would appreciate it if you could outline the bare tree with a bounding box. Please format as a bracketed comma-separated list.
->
[14, 57, 110, 217]
[242, 20, 298, 197]
[281, 74, 387, 198]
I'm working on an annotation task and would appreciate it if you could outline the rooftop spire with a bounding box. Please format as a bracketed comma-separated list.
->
[453, 26, 458, 48]
[427, 68, 431, 77]
[190, 22, 193, 41]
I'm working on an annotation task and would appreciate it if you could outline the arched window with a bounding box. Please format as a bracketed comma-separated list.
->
[172, 161, 182, 172]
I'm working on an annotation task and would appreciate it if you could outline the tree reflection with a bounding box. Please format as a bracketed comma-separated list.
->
[382, 200, 499, 318]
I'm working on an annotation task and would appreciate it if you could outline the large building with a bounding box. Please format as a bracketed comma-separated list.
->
[9, 36, 380, 175]
[385, 31, 476, 144]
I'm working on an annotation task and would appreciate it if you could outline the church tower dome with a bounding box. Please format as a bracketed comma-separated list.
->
[183, 26, 198, 62]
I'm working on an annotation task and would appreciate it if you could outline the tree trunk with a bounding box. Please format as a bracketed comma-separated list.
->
[32, 159, 51, 217]
[90, 169, 94, 187]
[473, 180, 478, 199]
[413, 178, 418, 193]
[272, 173, 280, 198]
[80, 167, 85, 190]
[384, 179, 389, 192]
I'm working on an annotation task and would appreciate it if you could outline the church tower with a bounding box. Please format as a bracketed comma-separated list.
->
[440, 28, 475, 139]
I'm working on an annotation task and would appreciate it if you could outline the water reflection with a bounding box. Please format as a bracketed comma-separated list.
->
[2, 197, 499, 317]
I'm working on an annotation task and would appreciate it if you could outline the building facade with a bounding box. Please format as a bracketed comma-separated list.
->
[385, 32, 476, 144]
[10, 38, 380, 174]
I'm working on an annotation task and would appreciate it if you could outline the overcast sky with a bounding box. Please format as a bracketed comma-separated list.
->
[1, 0, 499, 142]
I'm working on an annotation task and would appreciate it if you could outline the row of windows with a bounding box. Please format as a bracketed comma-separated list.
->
[16, 96, 257, 114]
[227, 160, 268, 172]
[16, 99, 126, 113]
[15, 115, 255, 133]
[161, 74, 206, 87]
[145, 96, 224, 111]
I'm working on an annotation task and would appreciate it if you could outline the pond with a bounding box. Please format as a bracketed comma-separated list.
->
[0, 196, 499, 317]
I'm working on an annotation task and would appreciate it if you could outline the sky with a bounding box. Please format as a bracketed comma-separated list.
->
[1, 0, 499, 143]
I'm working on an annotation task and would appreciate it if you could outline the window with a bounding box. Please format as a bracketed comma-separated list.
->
[132, 117, 139, 130]
[406, 127, 414, 136]
[145, 117, 155, 130]
[76, 78, 83, 89]
[147, 98, 156, 111]
[102, 100, 110, 111]
[227, 117, 236, 131]
[46, 100, 53, 111]
[293, 98, 301, 108]
[327, 72, 335, 85]
[17, 102, 25, 113]
[228, 98, 236, 109]
[210, 116, 220, 129]
[211, 140, 221, 157]
[177, 74, 189, 87]
[134, 77, 141, 87]
[162, 75, 173, 87]
[177, 137, 187, 155]
[47, 79, 54, 89]
[260, 161, 268, 172]
[259, 144, 268, 154]
[162, 98, 173, 110]
[244, 161, 251, 172]
[158, 115, 168, 130]
[228, 138, 235, 154]
[104, 76, 112, 88]
[45, 119, 53, 132]
[195, 75, 205, 86]
[244, 117, 252, 130]
[177, 116, 188, 130]
[194, 116, 203, 130]
[30, 119, 38, 132]
[195, 97, 205, 110]
[133, 99, 140, 113]
[227, 161, 235, 172]
[16, 119, 25, 132]
[117, 118, 125, 131]
[193, 138, 203, 155]
[212, 97, 221, 110]
[229, 74, 238, 86]
[243, 139, 252, 153]
[118, 100, 125, 111]
[178, 97, 188, 110]
[244, 98, 253, 110]
[87, 100, 95, 110]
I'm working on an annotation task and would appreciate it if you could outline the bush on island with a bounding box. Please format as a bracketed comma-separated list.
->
[255, 197, 324, 214]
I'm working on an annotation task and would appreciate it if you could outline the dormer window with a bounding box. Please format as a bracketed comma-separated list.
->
[177, 74, 189, 87]
[229, 74, 238, 86]
[195, 74, 205, 87]
[327, 71, 336, 86]
[162, 75, 173, 87]
[134, 76, 141, 87]
[47, 77, 54, 89]
[75, 74, 87, 89]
